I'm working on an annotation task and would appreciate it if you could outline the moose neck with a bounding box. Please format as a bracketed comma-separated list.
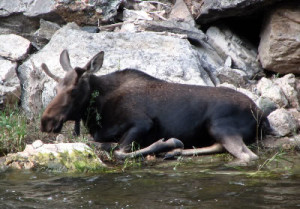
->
[89, 73, 122, 95]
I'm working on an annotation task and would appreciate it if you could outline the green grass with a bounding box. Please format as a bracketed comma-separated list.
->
[0, 106, 27, 155]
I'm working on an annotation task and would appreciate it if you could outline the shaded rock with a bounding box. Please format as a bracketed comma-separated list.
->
[256, 96, 277, 116]
[267, 108, 298, 137]
[0, 58, 17, 83]
[257, 77, 288, 108]
[206, 26, 264, 80]
[4, 140, 106, 172]
[0, 14, 41, 48]
[216, 66, 247, 87]
[18, 23, 213, 115]
[0, 58, 20, 108]
[258, 2, 300, 74]
[263, 134, 300, 150]
[0, 34, 31, 61]
[196, 0, 285, 24]
[34, 19, 61, 41]
[0, 85, 21, 109]
[275, 74, 300, 110]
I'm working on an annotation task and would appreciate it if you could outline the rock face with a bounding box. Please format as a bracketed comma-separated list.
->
[4, 140, 105, 172]
[0, 0, 124, 48]
[0, 34, 30, 108]
[0, 58, 20, 108]
[258, 2, 300, 74]
[257, 75, 300, 110]
[195, 0, 285, 24]
[18, 23, 214, 115]
[206, 26, 264, 80]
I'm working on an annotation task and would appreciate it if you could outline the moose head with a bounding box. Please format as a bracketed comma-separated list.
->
[40, 50, 104, 133]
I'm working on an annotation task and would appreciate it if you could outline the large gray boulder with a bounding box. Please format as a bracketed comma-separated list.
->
[18, 23, 213, 116]
[0, 34, 31, 61]
[258, 2, 300, 74]
[4, 140, 106, 172]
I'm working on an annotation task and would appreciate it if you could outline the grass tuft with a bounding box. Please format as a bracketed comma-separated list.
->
[0, 106, 27, 155]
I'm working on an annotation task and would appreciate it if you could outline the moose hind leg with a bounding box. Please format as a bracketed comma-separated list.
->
[219, 135, 258, 162]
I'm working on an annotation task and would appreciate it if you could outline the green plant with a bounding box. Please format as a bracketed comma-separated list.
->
[85, 90, 102, 127]
[173, 156, 183, 171]
[121, 142, 143, 171]
[0, 106, 27, 155]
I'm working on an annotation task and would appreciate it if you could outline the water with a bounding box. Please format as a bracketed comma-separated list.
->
[0, 153, 300, 209]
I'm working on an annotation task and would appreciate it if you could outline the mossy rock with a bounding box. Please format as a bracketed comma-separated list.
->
[4, 141, 107, 173]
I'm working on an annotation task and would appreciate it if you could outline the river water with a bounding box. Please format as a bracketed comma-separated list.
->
[0, 152, 299, 209]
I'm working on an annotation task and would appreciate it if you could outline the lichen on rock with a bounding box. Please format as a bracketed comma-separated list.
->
[4, 140, 107, 173]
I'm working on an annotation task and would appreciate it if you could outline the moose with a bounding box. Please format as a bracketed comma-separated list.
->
[40, 49, 270, 162]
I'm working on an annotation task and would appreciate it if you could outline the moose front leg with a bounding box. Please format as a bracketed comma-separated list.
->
[114, 138, 184, 160]
[118, 120, 153, 152]
[73, 119, 80, 136]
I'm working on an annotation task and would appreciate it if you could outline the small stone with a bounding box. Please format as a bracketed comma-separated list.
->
[56, 134, 66, 143]
[32, 140, 44, 149]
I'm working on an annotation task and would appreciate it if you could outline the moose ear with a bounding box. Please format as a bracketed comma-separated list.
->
[60, 49, 73, 72]
[41, 63, 61, 82]
[84, 51, 104, 73]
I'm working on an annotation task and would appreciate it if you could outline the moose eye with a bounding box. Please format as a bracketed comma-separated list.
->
[71, 89, 78, 96]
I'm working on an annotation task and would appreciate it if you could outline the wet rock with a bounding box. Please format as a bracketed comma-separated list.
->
[267, 108, 298, 137]
[18, 23, 214, 115]
[196, 0, 285, 24]
[206, 26, 264, 80]
[4, 140, 106, 172]
[257, 77, 288, 108]
[258, 2, 300, 74]
[0, 34, 31, 61]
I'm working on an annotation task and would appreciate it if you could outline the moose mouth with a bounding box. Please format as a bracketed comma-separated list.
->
[41, 118, 64, 133]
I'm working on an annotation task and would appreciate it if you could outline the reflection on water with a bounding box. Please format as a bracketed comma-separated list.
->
[0, 153, 300, 209]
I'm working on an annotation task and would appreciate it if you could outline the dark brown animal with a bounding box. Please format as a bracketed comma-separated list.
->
[41, 50, 269, 162]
